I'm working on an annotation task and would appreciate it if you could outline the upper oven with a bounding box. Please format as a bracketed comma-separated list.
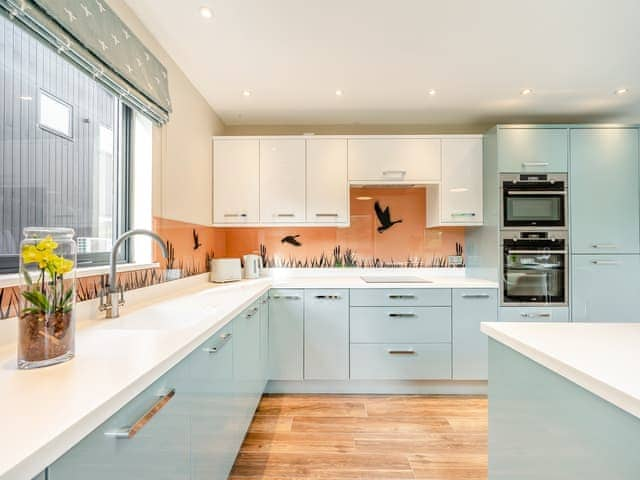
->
[500, 173, 567, 229]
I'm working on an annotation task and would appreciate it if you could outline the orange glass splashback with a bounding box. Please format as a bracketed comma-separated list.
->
[154, 187, 465, 269]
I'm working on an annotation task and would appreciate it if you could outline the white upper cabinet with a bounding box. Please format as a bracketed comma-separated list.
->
[213, 139, 260, 224]
[260, 139, 306, 223]
[306, 139, 349, 225]
[348, 138, 441, 183]
[427, 137, 483, 227]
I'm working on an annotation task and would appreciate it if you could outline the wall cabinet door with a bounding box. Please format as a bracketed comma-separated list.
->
[498, 127, 568, 172]
[452, 289, 497, 380]
[48, 365, 189, 480]
[348, 138, 441, 182]
[304, 289, 349, 380]
[260, 139, 306, 223]
[213, 139, 260, 224]
[428, 138, 483, 226]
[268, 289, 304, 380]
[571, 255, 640, 323]
[306, 139, 349, 224]
[570, 129, 640, 254]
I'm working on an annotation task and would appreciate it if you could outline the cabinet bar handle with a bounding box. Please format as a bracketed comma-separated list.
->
[461, 294, 491, 299]
[388, 312, 416, 317]
[522, 162, 550, 167]
[314, 295, 342, 299]
[276, 213, 295, 217]
[105, 389, 176, 439]
[451, 212, 476, 217]
[382, 170, 407, 176]
[507, 191, 566, 196]
[507, 250, 567, 255]
[591, 260, 620, 265]
[315, 213, 339, 217]
[520, 313, 551, 318]
[202, 332, 232, 354]
[591, 244, 617, 249]
[223, 213, 247, 217]
[270, 295, 301, 300]
[388, 349, 416, 355]
[388, 294, 416, 299]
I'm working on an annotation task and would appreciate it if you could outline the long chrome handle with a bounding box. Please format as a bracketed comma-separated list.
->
[388, 312, 416, 317]
[591, 244, 617, 249]
[451, 212, 477, 217]
[315, 213, 339, 217]
[202, 332, 232, 354]
[521, 312, 551, 318]
[270, 295, 301, 300]
[507, 191, 566, 196]
[507, 250, 567, 254]
[314, 295, 342, 299]
[461, 294, 491, 299]
[591, 260, 621, 265]
[276, 213, 295, 217]
[223, 213, 247, 217]
[382, 170, 407, 176]
[104, 389, 175, 439]
[522, 162, 550, 167]
[388, 294, 416, 299]
[388, 349, 416, 355]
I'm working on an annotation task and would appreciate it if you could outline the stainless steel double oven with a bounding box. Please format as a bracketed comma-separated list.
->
[500, 173, 569, 306]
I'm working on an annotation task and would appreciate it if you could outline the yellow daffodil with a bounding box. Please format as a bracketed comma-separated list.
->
[21, 245, 41, 264]
[36, 236, 58, 252]
[51, 256, 74, 275]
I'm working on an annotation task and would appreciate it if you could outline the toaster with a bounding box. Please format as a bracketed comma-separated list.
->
[209, 258, 242, 283]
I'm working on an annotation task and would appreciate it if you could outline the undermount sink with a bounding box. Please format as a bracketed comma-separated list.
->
[360, 276, 433, 283]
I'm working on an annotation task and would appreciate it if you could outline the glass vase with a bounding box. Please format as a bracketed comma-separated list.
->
[18, 227, 77, 369]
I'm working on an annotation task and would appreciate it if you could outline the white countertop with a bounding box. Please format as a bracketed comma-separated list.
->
[0, 272, 496, 480]
[481, 322, 640, 420]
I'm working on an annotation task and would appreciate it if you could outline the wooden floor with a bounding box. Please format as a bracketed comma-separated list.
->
[230, 394, 488, 480]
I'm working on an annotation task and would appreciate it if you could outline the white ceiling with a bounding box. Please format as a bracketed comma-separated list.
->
[124, 0, 640, 127]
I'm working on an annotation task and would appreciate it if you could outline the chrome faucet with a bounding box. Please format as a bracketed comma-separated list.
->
[99, 229, 169, 318]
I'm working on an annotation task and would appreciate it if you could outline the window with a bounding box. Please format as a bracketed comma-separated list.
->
[0, 14, 131, 273]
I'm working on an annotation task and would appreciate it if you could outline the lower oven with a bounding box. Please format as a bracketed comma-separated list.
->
[501, 230, 568, 306]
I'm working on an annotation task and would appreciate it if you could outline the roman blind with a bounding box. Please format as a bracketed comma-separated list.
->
[0, 0, 171, 124]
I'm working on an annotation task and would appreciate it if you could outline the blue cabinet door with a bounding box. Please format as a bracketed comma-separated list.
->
[570, 128, 640, 254]
[452, 289, 497, 380]
[304, 289, 349, 380]
[498, 127, 568, 173]
[48, 364, 190, 480]
[571, 254, 640, 323]
[259, 294, 269, 387]
[268, 289, 304, 380]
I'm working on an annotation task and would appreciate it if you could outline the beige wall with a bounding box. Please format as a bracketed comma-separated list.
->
[108, 1, 225, 225]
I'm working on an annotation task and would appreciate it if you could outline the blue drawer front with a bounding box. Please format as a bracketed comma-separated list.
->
[350, 343, 452, 380]
[499, 306, 569, 322]
[350, 306, 451, 343]
[349, 288, 451, 307]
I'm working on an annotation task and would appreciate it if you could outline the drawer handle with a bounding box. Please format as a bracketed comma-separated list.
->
[270, 295, 301, 300]
[520, 313, 551, 318]
[276, 213, 295, 217]
[388, 294, 416, 299]
[314, 295, 342, 299]
[202, 332, 232, 354]
[591, 244, 617, 249]
[382, 170, 407, 176]
[591, 260, 620, 265]
[388, 349, 416, 355]
[507, 250, 567, 255]
[507, 191, 566, 196]
[461, 294, 491, 299]
[522, 162, 550, 167]
[223, 213, 247, 217]
[451, 212, 476, 217]
[246, 306, 259, 318]
[315, 213, 339, 217]
[104, 389, 176, 439]
[388, 312, 416, 317]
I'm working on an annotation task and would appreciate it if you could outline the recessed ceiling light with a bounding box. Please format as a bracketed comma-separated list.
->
[428, 89, 436, 96]
[242, 90, 252, 97]
[615, 88, 628, 95]
[199, 6, 213, 19]
[335, 89, 343, 96]
[356, 196, 372, 201]
[521, 88, 533, 96]
[18, 95, 33, 101]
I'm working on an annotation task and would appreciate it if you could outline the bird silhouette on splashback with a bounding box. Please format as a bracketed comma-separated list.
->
[374, 201, 402, 233]
[281, 235, 302, 246]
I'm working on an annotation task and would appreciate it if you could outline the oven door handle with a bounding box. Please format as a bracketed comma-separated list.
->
[507, 191, 566, 196]
[506, 250, 567, 255]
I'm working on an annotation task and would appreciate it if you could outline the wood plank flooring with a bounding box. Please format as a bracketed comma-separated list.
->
[230, 394, 487, 480]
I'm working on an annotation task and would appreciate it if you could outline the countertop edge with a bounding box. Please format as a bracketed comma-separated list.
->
[481, 322, 640, 420]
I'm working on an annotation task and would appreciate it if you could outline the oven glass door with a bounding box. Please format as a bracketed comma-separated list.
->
[503, 189, 566, 228]
[503, 247, 566, 304]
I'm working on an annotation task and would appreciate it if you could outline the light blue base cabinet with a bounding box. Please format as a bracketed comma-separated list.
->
[497, 126, 568, 173]
[268, 289, 304, 380]
[499, 306, 569, 323]
[571, 254, 640, 323]
[452, 289, 497, 380]
[304, 289, 349, 380]
[489, 339, 640, 479]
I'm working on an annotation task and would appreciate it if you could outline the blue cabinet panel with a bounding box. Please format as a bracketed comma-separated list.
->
[570, 128, 640, 254]
[268, 289, 304, 380]
[350, 306, 451, 343]
[452, 289, 497, 380]
[350, 343, 452, 380]
[350, 288, 451, 307]
[304, 289, 349, 380]
[498, 127, 568, 173]
[499, 306, 569, 323]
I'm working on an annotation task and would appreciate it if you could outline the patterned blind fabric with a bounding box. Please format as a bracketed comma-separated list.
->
[0, 0, 171, 123]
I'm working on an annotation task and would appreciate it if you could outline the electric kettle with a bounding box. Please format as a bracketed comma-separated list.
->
[242, 254, 262, 279]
